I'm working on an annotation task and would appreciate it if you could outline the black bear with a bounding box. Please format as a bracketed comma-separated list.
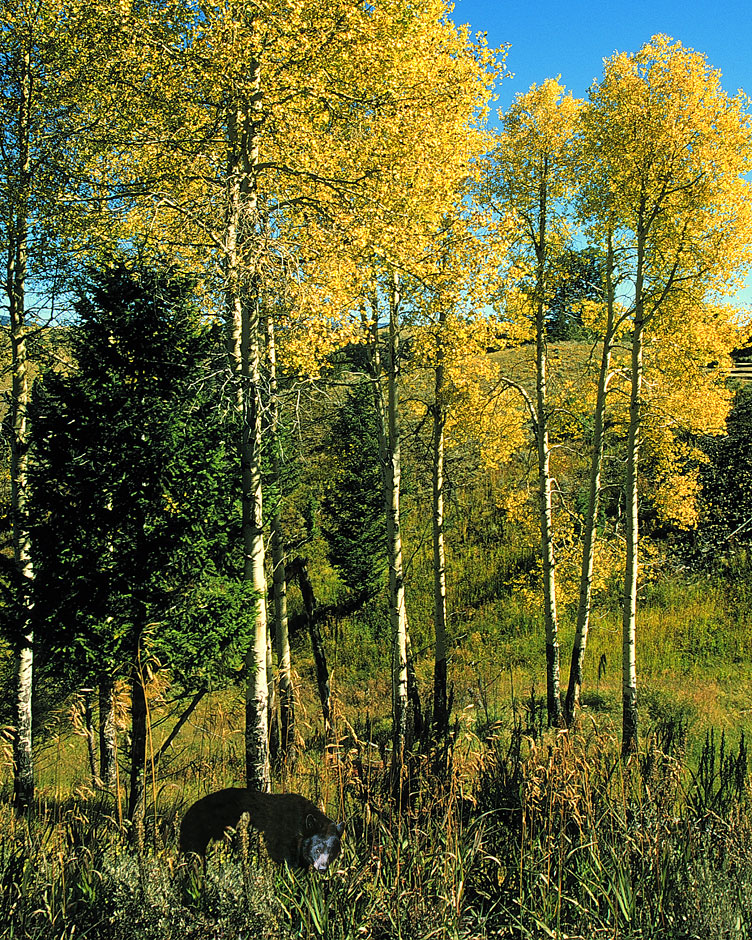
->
[179, 788, 345, 871]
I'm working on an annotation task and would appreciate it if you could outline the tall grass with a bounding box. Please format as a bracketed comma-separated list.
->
[3, 712, 751, 940]
[4, 493, 752, 938]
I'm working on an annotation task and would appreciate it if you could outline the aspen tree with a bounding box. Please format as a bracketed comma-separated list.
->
[408, 206, 509, 739]
[359, 272, 415, 784]
[585, 35, 752, 754]
[564, 224, 622, 725]
[336, 1, 498, 769]
[0, 0, 123, 809]
[6, 22, 34, 800]
[487, 79, 583, 728]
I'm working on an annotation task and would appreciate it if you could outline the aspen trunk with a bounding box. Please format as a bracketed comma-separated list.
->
[10, 40, 34, 811]
[535, 321, 562, 727]
[621, 232, 645, 757]
[242, 272, 270, 788]
[365, 277, 417, 779]
[565, 232, 616, 725]
[386, 273, 409, 764]
[369, 273, 408, 781]
[266, 315, 294, 755]
[622, 333, 642, 755]
[266, 626, 278, 756]
[432, 342, 449, 738]
[224, 76, 270, 791]
[242, 276, 270, 789]
[622, 352, 641, 756]
[534, 172, 563, 729]
[272, 530, 294, 752]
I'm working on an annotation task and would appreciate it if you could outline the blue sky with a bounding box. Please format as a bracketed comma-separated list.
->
[453, 0, 751, 109]
[452, 0, 752, 310]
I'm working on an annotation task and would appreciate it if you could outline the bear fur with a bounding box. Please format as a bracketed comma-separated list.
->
[179, 788, 345, 871]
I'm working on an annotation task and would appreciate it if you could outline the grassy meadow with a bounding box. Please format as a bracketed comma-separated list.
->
[3, 14, 752, 937]
[2, 511, 752, 939]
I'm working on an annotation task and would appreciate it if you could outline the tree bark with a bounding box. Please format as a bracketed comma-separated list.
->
[431, 319, 449, 738]
[365, 276, 419, 785]
[621, 220, 647, 758]
[292, 556, 330, 730]
[533, 168, 564, 729]
[153, 688, 207, 769]
[224, 75, 270, 792]
[565, 230, 617, 725]
[385, 272, 409, 771]
[266, 314, 294, 756]
[265, 626, 278, 757]
[9, 38, 34, 812]
[242, 282, 270, 789]
[621, 232, 644, 758]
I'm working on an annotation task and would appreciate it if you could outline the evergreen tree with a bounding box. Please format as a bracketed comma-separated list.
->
[699, 384, 752, 559]
[547, 248, 604, 340]
[28, 260, 253, 816]
[322, 382, 386, 601]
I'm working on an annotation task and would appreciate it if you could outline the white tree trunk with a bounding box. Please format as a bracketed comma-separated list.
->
[365, 276, 410, 774]
[387, 272, 409, 761]
[621, 232, 645, 757]
[242, 280, 270, 790]
[432, 327, 449, 737]
[622, 354, 642, 754]
[565, 232, 616, 725]
[224, 81, 270, 791]
[535, 318, 563, 728]
[9, 40, 34, 811]
[533, 175, 563, 729]
[266, 315, 294, 755]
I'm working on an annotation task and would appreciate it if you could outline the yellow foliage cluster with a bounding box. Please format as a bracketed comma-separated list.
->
[586, 35, 752, 299]
[49, 0, 502, 381]
[8, 2, 752, 648]
[494, 77, 583, 221]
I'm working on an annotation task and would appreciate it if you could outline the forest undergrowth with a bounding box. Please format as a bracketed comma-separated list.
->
[2, 522, 752, 939]
[2, 692, 751, 940]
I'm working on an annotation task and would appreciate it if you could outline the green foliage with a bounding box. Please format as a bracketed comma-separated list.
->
[688, 727, 749, 819]
[698, 384, 752, 561]
[261, 384, 304, 529]
[547, 246, 604, 340]
[27, 260, 246, 695]
[156, 577, 257, 692]
[321, 382, 386, 600]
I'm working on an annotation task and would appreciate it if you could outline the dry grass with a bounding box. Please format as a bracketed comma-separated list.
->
[4, 707, 751, 939]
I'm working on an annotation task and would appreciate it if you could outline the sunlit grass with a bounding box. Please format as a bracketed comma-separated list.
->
[4, 709, 752, 939]
[4, 435, 752, 937]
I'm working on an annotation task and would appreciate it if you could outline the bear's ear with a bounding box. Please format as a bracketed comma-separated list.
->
[305, 813, 316, 832]
[336, 821, 345, 837]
